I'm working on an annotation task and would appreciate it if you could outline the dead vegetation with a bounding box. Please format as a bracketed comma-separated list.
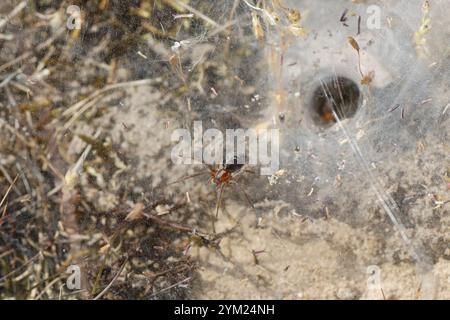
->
[0, 0, 263, 299]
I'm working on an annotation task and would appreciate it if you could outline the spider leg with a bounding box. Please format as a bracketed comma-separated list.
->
[205, 176, 213, 185]
[167, 171, 209, 185]
[232, 181, 255, 210]
[230, 165, 254, 180]
[215, 183, 225, 218]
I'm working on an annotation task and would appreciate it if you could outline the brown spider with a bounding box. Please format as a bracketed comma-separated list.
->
[169, 159, 255, 224]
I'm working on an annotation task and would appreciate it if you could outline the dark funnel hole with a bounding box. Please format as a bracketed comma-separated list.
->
[310, 76, 361, 127]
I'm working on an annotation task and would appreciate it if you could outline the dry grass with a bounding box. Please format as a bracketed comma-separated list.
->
[0, 0, 260, 299]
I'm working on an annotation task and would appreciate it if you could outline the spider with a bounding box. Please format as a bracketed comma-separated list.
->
[169, 158, 255, 226]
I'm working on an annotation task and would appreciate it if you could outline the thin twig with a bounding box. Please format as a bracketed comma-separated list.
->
[0, 1, 28, 30]
[167, 0, 219, 27]
[62, 78, 162, 118]
[0, 28, 64, 73]
[0, 174, 19, 208]
[442, 103, 449, 115]
[35, 276, 61, 300]
[0, 252, 41, 283]
[0, 163, 22, 196]
[93, 258, 128, 300]
[0, 118, 35, 148]
[143, 212, 199, 234]
[149, 277, 191, 298]
[388, 104, 400, 112]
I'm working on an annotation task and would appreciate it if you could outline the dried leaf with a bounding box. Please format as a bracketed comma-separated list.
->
[361, 71, 375, 85]
[251, 12, 264, 41]
[99, 243, 110, 255]
[126, 202, 145, 221]
[98, 0, 109, 10]
[169, 54, 180, 68]
[288, 24, 308, 37]
[348, 36, 360, 52]
[70, 28, 81, 40]
[64, 166, 79, 188]
[288, 9, 301, 23]
[267, 10, 280, 25]
[155, 204, 171, 216]
[414, 0, 431, 49]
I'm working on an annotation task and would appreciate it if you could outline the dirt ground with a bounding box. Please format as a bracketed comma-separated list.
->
[0, 0, 449, 300]
[103, 84, 449, 300]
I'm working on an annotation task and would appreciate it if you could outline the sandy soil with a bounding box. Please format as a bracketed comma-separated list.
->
[96, 84, 449, 300]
